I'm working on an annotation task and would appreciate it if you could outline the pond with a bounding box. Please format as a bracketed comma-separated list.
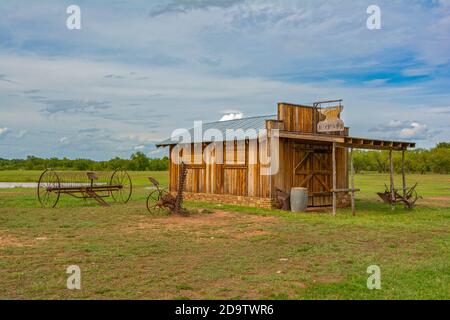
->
[0, 182, 107, 189]
[0, 182, 38, 189]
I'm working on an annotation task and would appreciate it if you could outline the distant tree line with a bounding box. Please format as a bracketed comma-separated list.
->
[0, 143, 449, 173]
[0, 152, 169, 171]
[353, 142, 450, 174]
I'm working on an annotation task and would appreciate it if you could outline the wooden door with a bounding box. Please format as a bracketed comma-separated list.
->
[293, 145, 332, 207]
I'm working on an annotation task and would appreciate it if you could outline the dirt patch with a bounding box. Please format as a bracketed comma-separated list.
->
[420, 196, 450, 207]
[0, 191, 25, 196]
[294, 282, 307, 289]
[157, 210, 275, 226]
[125, 210, 277, 234]
[313, 275, 345, 284]
[206, 277, 261, 299]
[0, 234, 34, 248]
[232, 229, 272, 240]
[426, 196, 450, 201]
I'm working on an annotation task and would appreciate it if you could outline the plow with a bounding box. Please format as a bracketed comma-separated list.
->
[377, 183, 421, 209]
[146, 162, 188, 215]
[37, 169, 132, 208]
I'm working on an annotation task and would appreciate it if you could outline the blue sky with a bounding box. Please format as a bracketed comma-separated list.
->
[0, 0, 449, 160]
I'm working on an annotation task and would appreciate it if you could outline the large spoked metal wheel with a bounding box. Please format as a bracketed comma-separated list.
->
[37, 169, 61, 208]
[146, 189, 166, 214]
[110, 170, 132, 203]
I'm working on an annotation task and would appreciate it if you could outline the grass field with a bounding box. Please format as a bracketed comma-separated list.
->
[0, 170, 449, 299]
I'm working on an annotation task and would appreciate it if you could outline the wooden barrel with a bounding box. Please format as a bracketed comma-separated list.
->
[290, 187, 308, 212]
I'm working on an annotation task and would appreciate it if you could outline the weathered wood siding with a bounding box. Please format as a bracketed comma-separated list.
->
[169, 139, 270, 198]
[168, 103, 349, 207]
[278, 103, 320, 133]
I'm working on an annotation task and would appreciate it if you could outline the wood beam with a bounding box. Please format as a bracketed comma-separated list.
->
[341, 137, 415, 151]
[402, 150, 406, 198]
[293, 152, 312, 175]
[314, 175, 331, 192]
[279, 131, 345, 143]
[295, 170, 331, 175]
[332, 142, 337, 216]
[339, 143, 407, 151]
[331, 188, 361, 192]
[389, 149, 395, 210]
[299, 174, 313, 187]
[313, 152, 331, 170]
[350, 147, 355, 216]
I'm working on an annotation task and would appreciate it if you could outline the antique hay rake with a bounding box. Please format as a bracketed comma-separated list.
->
[37, 169, 132, 208]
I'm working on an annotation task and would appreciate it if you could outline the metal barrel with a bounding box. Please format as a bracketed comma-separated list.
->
[290, 187, 308, 212]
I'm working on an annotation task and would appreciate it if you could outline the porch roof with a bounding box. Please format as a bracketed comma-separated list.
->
[278, 131, 415, 150]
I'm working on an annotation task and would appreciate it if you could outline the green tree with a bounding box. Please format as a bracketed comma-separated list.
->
[428, 146, 450, 174]
[409, 149, 430, 174]
[129, 152, 149, 171]
[435, 142, 450, 149]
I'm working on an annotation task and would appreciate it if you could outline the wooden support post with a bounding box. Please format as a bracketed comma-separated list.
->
[389, 149, 395, 210]
[350, 148, 355, 216]
[332, 142, 337, 216]
[402, 150, 406, 198]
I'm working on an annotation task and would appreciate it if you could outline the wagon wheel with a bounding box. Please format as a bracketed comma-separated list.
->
[146, 189, 167, 214]
[37, 169, 61, 208]
[110, 170, 132, 203]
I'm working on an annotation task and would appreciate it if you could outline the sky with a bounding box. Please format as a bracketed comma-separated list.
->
[0, 0, 449, 160]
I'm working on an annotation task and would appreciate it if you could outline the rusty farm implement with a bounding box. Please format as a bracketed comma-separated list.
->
[37, 169, 132, 208]
[146, 162, 188, 215]
[377, 183, 421, 209]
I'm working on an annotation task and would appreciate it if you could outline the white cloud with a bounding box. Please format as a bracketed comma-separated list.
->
[416, 106, 450, 114]
[59, 137, 69, 144]
[401, 67, 433, 77]
[0, 127, 9, 136]
[386, 120, 404, 128]
[124, 133, 155, 143]
[14, 130, 28, 138]
[219, 111, 244, 121]
[2, 0, 449, 76]
[399, 122, 428, 139]
[0, 127, 27, 140]
[369, 120, 437, 141]
[134, 145, 145, 150]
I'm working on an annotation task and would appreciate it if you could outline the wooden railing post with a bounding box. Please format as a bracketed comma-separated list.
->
[350, 147, 355, 216]
[402, 150, 406, 197]
[389, 149, 395, 210]
[332, 142, 337, 216]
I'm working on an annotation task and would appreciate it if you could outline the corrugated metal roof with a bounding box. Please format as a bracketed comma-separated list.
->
[157, 115, 276, 146]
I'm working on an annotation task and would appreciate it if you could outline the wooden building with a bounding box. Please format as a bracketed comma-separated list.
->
[157, 101, 415, 211]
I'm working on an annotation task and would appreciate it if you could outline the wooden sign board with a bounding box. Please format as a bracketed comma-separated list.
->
[317, 105, 345, 133]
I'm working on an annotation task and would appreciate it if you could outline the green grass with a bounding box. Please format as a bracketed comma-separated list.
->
[355, 172, 450, 198]
[0, 170, 449, 299]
